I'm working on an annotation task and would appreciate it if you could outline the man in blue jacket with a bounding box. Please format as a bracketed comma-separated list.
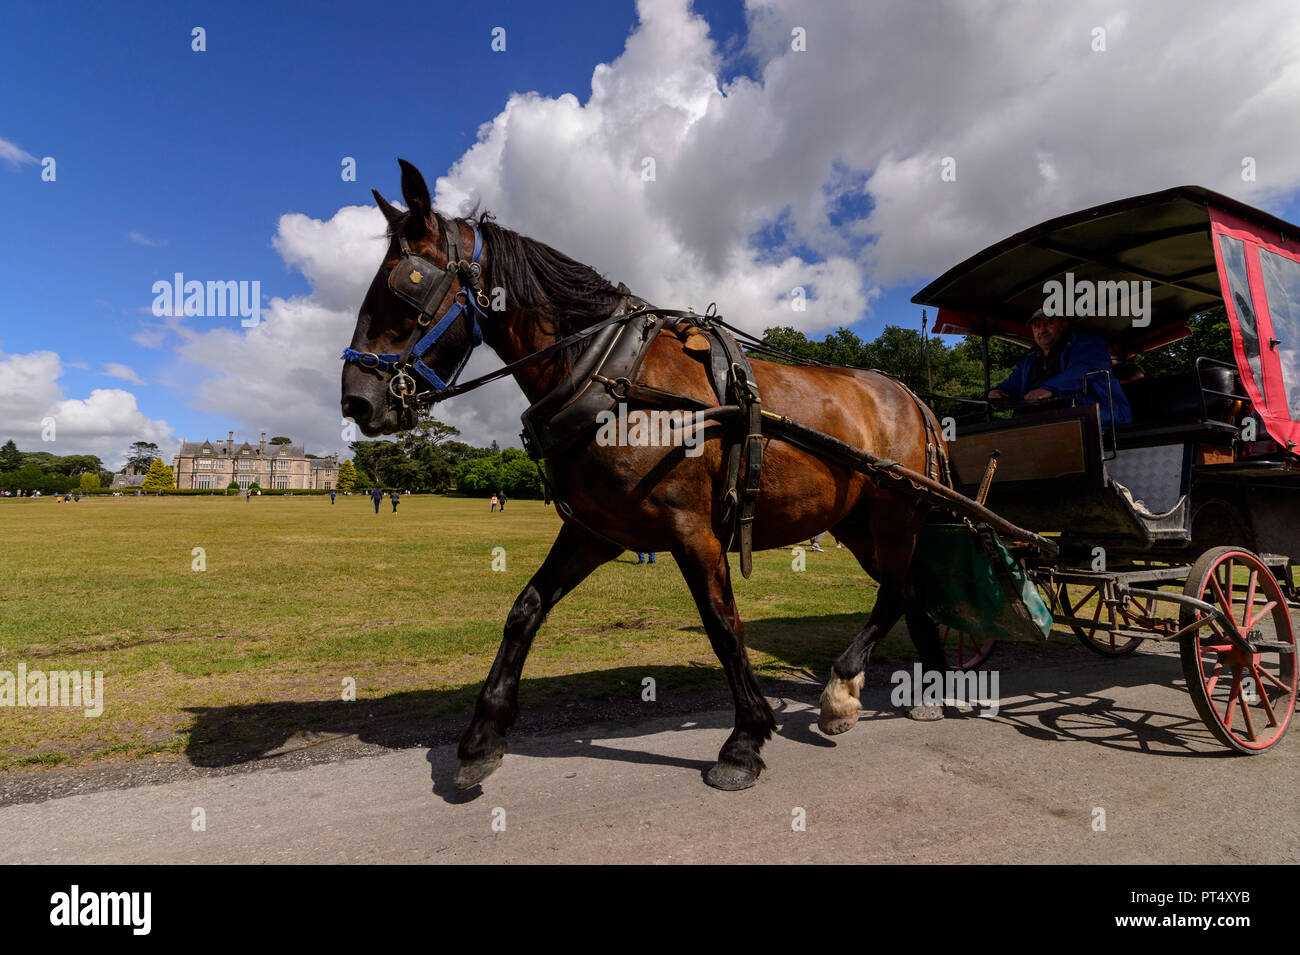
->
[987, 309, 1132, 426]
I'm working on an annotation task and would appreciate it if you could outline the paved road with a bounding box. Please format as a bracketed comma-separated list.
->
[3, 646, 1297, 864]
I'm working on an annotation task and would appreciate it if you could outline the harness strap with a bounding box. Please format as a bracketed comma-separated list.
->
[591, 316, 764, 578]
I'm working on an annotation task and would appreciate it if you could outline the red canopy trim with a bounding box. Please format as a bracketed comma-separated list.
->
[1209, 206, 1300, 449]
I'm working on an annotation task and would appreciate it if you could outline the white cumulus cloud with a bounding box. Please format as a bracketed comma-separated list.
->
[0, 350, 172, 467]
[168, 0, 1300, 450]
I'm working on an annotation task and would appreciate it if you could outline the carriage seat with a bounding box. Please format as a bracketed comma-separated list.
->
[1115, 364, 1243, 447]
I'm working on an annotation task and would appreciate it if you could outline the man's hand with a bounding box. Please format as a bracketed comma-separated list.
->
[1024, 388, 1054, 401]
[987, 388, 1008, 399]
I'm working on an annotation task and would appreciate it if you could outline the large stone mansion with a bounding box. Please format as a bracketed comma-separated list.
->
[172, 431, 340, 490]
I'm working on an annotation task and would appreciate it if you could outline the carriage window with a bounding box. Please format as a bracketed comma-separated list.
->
[1218, 235, 1265, 400]
[1259, 247, 1300, 420]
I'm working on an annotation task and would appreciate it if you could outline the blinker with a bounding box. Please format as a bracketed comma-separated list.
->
[388, 254, 456, 317]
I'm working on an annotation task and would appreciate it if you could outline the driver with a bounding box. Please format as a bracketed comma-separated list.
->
[987, 308, 1132, 426]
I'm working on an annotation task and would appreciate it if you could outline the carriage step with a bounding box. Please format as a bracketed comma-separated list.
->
[1247, 640, 1295, 653]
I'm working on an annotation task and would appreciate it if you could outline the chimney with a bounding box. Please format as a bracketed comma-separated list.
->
[259, 431, 267, 453]
[226, 431, 233, 454]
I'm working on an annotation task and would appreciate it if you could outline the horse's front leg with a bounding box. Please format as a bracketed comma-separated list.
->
[454, 522, 621, 789]
[675, 538, 776, 791]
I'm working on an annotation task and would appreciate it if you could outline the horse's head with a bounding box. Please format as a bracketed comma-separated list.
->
[341, 159, 490, 435]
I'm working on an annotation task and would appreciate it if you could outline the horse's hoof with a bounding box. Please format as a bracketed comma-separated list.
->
[818, 670, 864, 736]
[907, 704, 945, 722]
[706, 762, 759, 791]
[818, 713, 858, 735]
[454, 753, 503, 789]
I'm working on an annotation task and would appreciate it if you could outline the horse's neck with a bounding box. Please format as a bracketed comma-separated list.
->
[482, 306, 571, 405]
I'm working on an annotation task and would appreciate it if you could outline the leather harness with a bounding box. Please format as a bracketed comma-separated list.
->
[518, 298, 766, 577]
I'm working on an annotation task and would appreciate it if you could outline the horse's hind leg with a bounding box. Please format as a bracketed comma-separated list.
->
[818, 582, 905, 734]
[901, 595, 949, 720]
[675, 538, 776, 790]
[817, 498, 922, 734]
[455, 522, 622, 789]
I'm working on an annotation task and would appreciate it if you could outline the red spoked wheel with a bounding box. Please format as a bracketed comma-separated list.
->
[940, 626, 995, 671]
[1179, 546, 1298, 754]
[1058, 581, 1144, 657]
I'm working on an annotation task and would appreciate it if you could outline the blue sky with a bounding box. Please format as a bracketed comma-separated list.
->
[0, 0, 759, 462]
[3, 0, 1300, 465]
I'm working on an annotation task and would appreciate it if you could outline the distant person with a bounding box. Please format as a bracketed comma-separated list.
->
[497, 490, 507, 512]
[246, 489, 251, 503]
[491, 494, 499, 512]
[371, 487, 383, 514]
[390, 490, 400, 513]
[330, 491, 336, 504]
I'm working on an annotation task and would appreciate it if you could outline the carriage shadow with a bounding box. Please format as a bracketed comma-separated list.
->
[181, 614, 1236, 788]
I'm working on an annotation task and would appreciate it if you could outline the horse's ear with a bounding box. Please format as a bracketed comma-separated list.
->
[398, 158, 432, 227]
[372, 189, 402, 226]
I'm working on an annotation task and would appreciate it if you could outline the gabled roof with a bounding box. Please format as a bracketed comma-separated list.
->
[913, 186, 1300, 355]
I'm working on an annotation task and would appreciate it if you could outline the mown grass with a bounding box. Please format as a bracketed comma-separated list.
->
[0, 494, 943, 768]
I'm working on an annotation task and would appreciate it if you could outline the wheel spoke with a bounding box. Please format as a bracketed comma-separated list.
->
[1238, 673, 1258, 741]
[1243, 570, 1258, 629]
[1221, 665, 1242, 729]
[1258, 666, 1293, 693]
[1246, 599, 1278, 630]
[1204, 657, 1224, 695]
[1209, 573, 1232, 621]
[1250, 663, 1279, 728]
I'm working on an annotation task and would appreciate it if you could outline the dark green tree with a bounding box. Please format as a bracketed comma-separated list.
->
[0, 440, 21, 472]
[126, 441, 161, 473]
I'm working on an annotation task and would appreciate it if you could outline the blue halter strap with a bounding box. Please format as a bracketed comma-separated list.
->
[341, 220, 489, 400]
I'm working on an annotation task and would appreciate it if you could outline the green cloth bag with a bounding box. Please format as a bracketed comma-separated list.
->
[912, 523, 1053, 642]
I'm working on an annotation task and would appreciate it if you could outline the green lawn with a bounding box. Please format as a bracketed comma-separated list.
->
[0, 495, 925, 768]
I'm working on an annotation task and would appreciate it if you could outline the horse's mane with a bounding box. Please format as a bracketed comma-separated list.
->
[470, 211, 626, 334]
[390, 209, 628, 372]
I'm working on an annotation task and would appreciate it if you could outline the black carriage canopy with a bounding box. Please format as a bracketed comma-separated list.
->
[911, 185, 1300, 451]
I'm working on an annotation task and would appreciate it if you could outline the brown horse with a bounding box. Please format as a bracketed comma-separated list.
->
[341, 160, 950, 790]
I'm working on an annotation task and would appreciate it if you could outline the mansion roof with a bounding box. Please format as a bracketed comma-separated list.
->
[178, 440, 307, 457]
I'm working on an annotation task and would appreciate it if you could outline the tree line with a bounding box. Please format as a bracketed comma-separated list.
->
[1, 310, 1232, 496]
[347, 419, 545, 497]
[0, 441, 115, 494]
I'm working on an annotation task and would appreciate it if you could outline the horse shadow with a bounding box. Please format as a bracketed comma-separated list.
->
[181, 614, 1229, 799]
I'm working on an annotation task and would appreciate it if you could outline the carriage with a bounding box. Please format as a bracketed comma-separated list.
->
[901, 185, 1300, 753]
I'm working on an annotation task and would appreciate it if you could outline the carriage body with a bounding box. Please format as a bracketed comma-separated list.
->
[908, 186, 1300, 752]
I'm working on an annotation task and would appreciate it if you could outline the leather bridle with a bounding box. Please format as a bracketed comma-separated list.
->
[341, 218, 490, 410]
